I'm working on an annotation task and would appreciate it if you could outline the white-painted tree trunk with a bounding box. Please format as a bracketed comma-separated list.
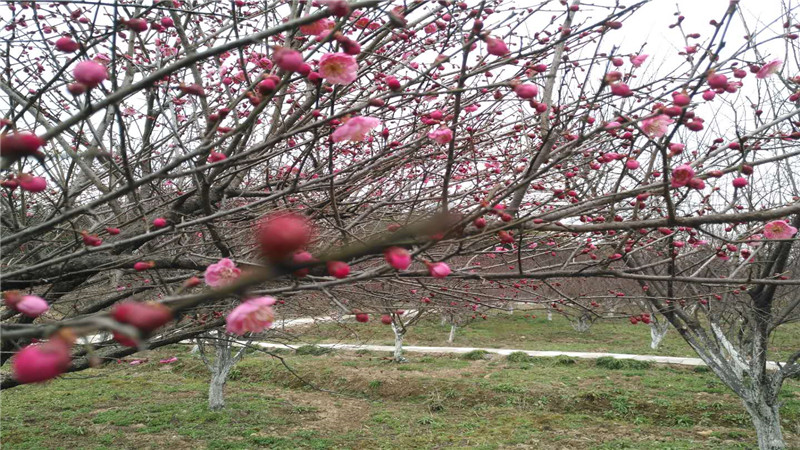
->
[649, 320, 669, 350]
[546, 309, 552, 321]
[391, 323, 407, 363]
[198, 333, 248, 411]
[447, 324, 457, 343]
[208, 368, 228, 411]
[744, 399, 785, 449]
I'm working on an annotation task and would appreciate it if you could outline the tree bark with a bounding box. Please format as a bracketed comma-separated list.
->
[208, 369, 228, 411]
[391, 322, 407, 363]
[448, 324, 457, 343]
[649, 320, 669, 350]
[198, 332, 248, 411]
[744, 399, 785, 450]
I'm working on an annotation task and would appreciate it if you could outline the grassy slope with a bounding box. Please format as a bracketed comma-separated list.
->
[294, 313, 800, 360]
[2, 346, 799, 449]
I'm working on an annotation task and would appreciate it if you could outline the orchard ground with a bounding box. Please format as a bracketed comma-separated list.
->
[2, 313, 799, 449]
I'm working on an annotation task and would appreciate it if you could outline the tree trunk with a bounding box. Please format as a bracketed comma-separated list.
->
[448, 324, 457, 343]
[744, 399, 785, 449]
[199, 333, 247, 411]
[649, 320, 669, 350]
[391, 323, 407, 363]
[208, 369, 228, 411]
[546, 309, 552, 321]
[570, 314, 592, 333]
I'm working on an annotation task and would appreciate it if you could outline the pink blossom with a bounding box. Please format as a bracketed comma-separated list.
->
[763, 220, 797, 240]
[756, 59, 782, 79]
[332, 116, 381, 142]
[514, 83, 538, 99]
[327, 260, 350, 278]
[159, 356, 178, 364]
[204, 258, 242, 287]
[427, 262, 451, 279]
[226, 297, 277, 335]
[384, 247, 411, 270]
[12, 339, 71, 384]
[15, 295, 50, 318]
[671, 164, 695, 188]
[641, 114, 673, 137]
[625, 159, 640, 170]
[73, 60, 108, 88]
[630, 54, 648, 67]
[17, 174, 47, 192]
[300, 18, 334, 36]
[273, 47, 304, 72]
[732, 177, 748, 188]
[319, 52, 358, 85]
[428, 127, 453, 145]
[486, 37, 509, 56]
[610, 83, 632, 97]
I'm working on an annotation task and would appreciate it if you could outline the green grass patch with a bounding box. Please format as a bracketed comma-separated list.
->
[596, 356, 653, 370]
[460, 349, 490, 360]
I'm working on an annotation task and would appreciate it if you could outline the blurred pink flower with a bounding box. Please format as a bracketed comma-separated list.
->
[756, 60, 782, 79]
[641, 114, 673, 137]
[630, 54, 648, 67]
[319, 52, 358, 85]
[428, 127, 453, 145]
[671, 164, 695, 188]
[300, 18, 334, 36]
[204, 258, 241, 287]
[384, 247, 411, 270]
[226, 297, 277, 335]
[332, 116, 381, 142]
[15, 295, 50, 318]
[486, 37, 509, 56]
[12, 340, 71, 383]
[763, 220, 797, 240]
[159, 356, 178, 364]
[427, 262, 451, 279]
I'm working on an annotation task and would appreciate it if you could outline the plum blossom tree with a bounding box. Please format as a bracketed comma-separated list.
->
[1, 0, 799, 447]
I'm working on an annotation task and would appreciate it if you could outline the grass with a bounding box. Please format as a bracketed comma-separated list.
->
[297, 312, 800, 360]
[2, 345, 799, 449]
